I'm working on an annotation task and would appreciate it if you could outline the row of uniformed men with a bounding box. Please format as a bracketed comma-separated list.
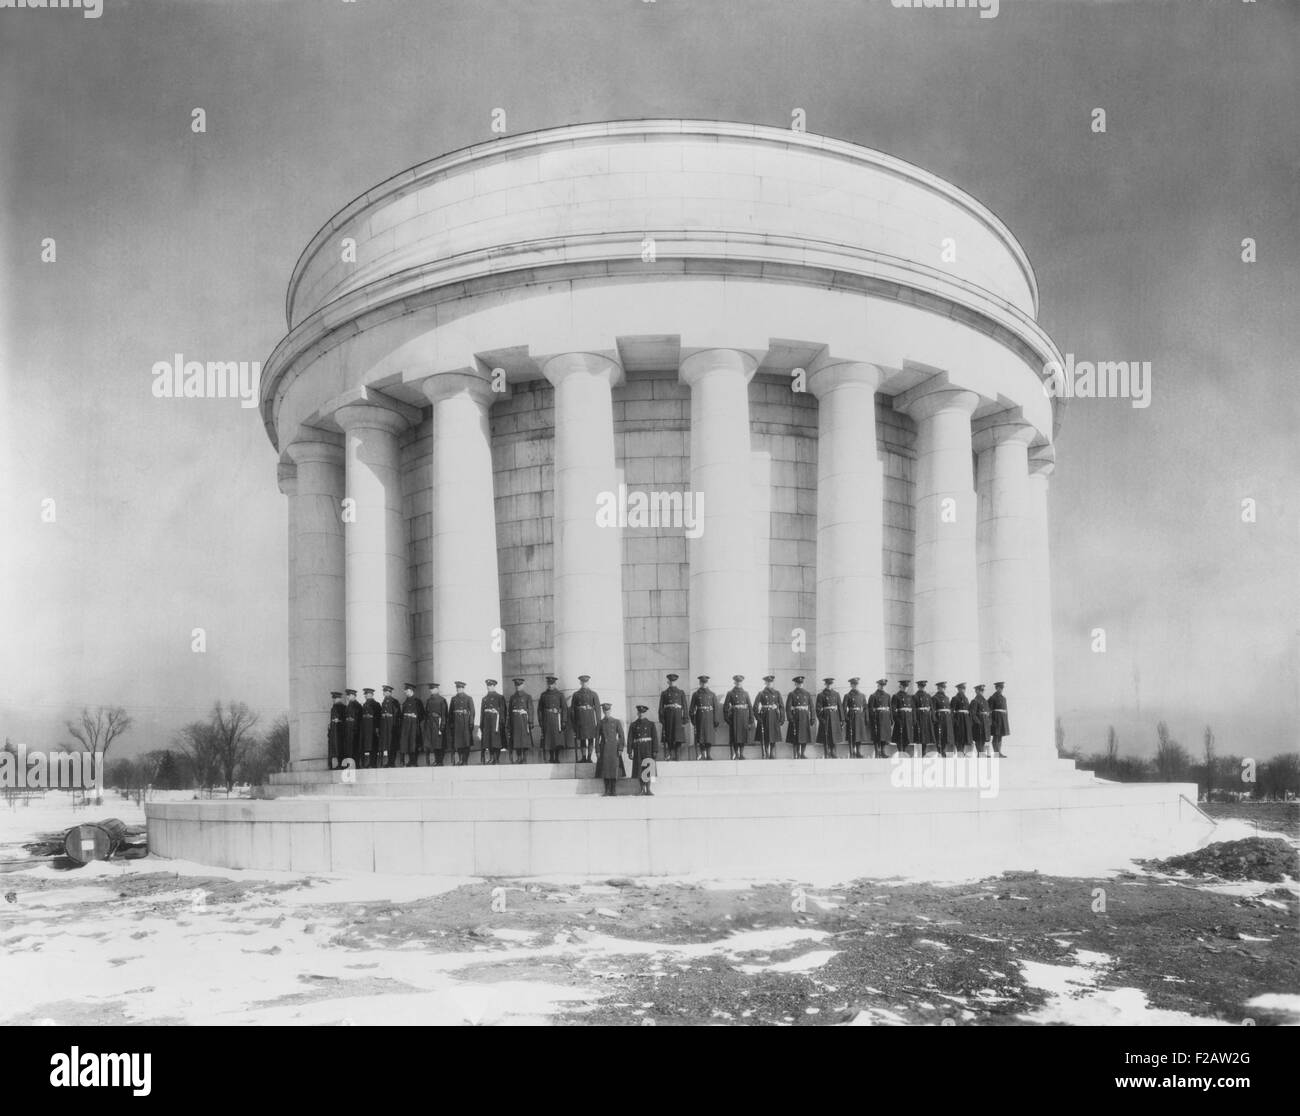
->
[327, 675, 643, 770]
[664, 674, 1011, 759]
[326, 674, 1012, 769]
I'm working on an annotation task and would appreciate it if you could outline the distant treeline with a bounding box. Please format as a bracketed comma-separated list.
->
[1057, 719, 1299, 801]
[102, 704, 290, 792]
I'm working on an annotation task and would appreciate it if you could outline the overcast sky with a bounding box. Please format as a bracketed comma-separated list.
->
[1, 0, 1296, 763]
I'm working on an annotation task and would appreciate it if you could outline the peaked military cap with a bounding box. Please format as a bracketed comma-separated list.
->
[666, 673, 679, 682]
[512, 677, 525, 685]
[636, 704, 649, 713]
[578, 674, 591, 683]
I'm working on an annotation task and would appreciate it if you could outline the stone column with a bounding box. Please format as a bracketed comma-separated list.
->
[809, 359, 887, 684]
[543, 352, 627, 718]
[333, 402, 414, 693]
[973, 419, 1036, 688]
[897, 385, 981, 687]
[423, 372, 504, 690]
[277, 462, 300, 766]
[284, 437, 345, 768]
[1026, 450, 1057, 755]
[679, 349, 760, 686]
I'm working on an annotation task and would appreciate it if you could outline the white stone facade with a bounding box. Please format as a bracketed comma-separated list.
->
[260, 120, 1062, 770]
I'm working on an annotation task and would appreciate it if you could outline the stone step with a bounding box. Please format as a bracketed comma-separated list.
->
[262, 756, 1097, 799]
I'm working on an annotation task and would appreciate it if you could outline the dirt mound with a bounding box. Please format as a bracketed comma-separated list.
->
[1142, 838, 1298, 883]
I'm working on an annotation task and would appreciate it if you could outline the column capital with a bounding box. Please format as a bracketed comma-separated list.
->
[422, 369, 504, 409]
[678, 348, 758, 387]
[805, 357, 887, 399]
[1029, 442, 1056, 476]
[893, 376, 981, 422]
[284, 435, 344, 468]
[541, 351, 625, 389]
[327, 391, 420, 436]
[971, 418, 1036, 454]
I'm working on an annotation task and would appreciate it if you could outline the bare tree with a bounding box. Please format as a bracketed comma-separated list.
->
[1055, 717, 1066, 757]
[264, 714, 290, 775]
[1202, 725, 1216, 800]
[211, 701, 259, 793]
[175, 720, 222, 792]
[1154, 720, 1190, 782]
[1106, 725, 1119, 765]
[65, 706, 134, 804]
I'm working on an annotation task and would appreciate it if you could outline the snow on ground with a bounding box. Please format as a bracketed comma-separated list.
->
[2, 794, 1295, 1026]
[1244, 994, 1300, 1023]
[1016, 952, 1226, 1026]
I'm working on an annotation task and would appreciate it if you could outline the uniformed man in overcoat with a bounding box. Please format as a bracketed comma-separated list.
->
[360, 687, 381, 768]
[328, 690, 347, 770]
[753, 675, 785, 759]
[398, 683, 424, 767]
[843, 678, 870, 759]
[343, 688, 363, 769]
[723, 674, 753, 760]
[970, 684, 993, 754]
[425, 683, 447, 766]
[570, 675, 601, 763]
[815, 678, 844, 759]
[658, 673, 687, 761]
[989, 681, 1010, 759]
[480, 679, 507, 765]
[914, 680, 936, 757]
[950, 682, 971, 755]
[594, 702, 626, 797]
[507, 677, 535, 764]
[689, 675, 721, 760]
[378, 684, 401, 767]
[448, 681, 475, 765]
[538, 675, 567, 763]
[785, 676, 813, 758]
[931, 681, 952, 756]
[867, 678, 892, 758]
[891, 680, 915, 755]
[629, 704, 659, 796]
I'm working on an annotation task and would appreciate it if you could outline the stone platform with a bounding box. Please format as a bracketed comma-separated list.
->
[144, 756, 1212, 878]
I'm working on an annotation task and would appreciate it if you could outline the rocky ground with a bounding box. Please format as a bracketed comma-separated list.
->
[0, 797, 1295, 1026]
